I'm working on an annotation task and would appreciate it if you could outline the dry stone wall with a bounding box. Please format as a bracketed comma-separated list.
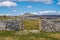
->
[0, 20, 20, 31]
[41, 18, 60, 32]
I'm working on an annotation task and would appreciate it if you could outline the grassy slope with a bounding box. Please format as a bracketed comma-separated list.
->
[0, 31, 60, 40]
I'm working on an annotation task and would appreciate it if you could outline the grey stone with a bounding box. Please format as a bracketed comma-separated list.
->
[41, 19, 60, 32]
[0, 20, 20, 31]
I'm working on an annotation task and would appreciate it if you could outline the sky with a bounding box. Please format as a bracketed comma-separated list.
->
[0, 0, 60, 16]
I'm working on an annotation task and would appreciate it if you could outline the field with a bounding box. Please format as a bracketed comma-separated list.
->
[24, 20, 39, 30]
[0, 31, 60, 40]
[0, 19, 60, 40]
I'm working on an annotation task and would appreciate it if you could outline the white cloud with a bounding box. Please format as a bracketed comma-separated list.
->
[20, 0, 53, 4]
[33, 0, 53, 4]
[31, 11, 60, 15]
[24, 0, 52, 4]
[38, 11, 57, 15]
[57, 0, 60, 5]
[27, 5, 32, 8]
[20, 11, 60, 15]
[39, 11, 56, 13]
[31, 12, 38, 15]
[0, 1, 17, 7]
[0, 0, 24, 2]
[0, 0, 53, 4]
[43, 0, 52, 4]
[0, 14, 12, 16]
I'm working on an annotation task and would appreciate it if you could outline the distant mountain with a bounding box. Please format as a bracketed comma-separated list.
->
[28, 15, 60, 18]
[20, 13, 35, 17]
[19, 13, 38, 20]
[20, 13, 36, 18]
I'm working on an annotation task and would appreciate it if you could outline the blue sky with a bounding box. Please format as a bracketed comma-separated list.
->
[0, 0, 60, 16]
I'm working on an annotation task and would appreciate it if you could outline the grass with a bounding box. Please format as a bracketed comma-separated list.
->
[0, 31, 16, 36]
[0, 19, 60, 40]
[0, 31, 60, 40]
[24, 20, 39, 30]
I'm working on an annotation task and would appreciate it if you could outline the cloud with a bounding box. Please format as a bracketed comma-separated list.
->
[0, 0, 23, 1]
[57, 2, 60, 5]
[15, 0, 53, 4]
[42, 0, 52, 4]
[38, 11, 57, 15]
[20, 11, 60, 15]
[0, 14, 12, 16]
[27, 5, 32, 8]
[35, 0, 53, 4]
[31, 11, 60, 15]
[0, 0, 53, 4]
[31, 12, 38, 15]
[57, 0, 60, 5]
[21, 0, 53, 4]
[39, 11, 56, 13]
[0, 1, 17, 7]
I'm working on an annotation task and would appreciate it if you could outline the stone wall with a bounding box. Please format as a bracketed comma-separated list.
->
[41, 18, 60, 32]
[0, 20, 20, 31]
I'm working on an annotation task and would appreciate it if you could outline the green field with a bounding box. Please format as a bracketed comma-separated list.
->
[24, 20, 39, 30]
[0, 19, 60, 40]
[0, 31, 60, 40]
